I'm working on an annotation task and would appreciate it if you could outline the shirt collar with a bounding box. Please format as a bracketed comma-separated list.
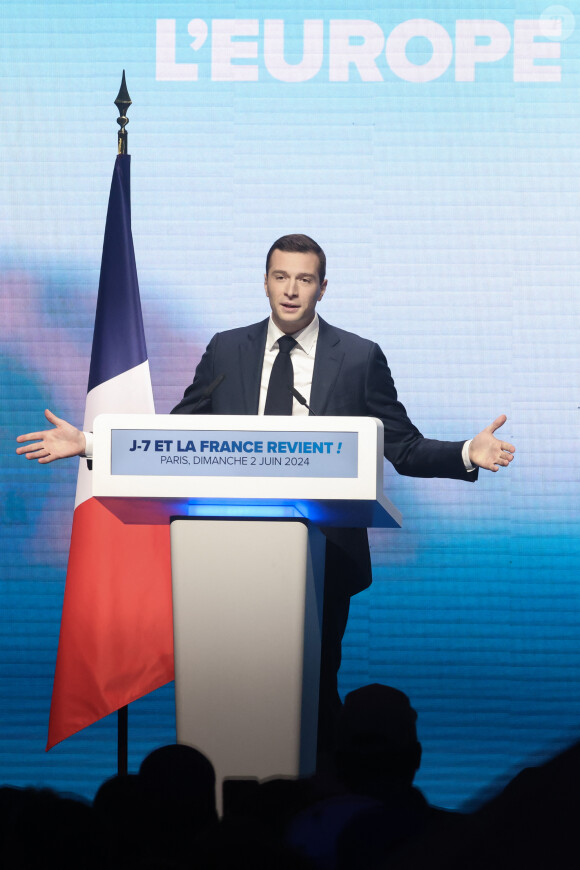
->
[267, 313, 319, 355]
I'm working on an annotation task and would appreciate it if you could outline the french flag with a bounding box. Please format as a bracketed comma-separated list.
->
[47, 155, 174, 749]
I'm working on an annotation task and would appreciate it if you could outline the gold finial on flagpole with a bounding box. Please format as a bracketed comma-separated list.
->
[115, 70, 132, 155]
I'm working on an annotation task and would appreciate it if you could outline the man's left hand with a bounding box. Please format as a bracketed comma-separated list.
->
[469, 414, 515, 472]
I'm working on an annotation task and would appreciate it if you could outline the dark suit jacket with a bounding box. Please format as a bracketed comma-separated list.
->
[172, 316, 477, 595]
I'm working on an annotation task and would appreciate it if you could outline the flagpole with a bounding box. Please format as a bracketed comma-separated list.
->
[115, 70, 131, 777]
[118, 705, 128, 777]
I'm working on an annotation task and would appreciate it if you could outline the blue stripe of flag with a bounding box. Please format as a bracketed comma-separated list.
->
[87, 154, 148, 393]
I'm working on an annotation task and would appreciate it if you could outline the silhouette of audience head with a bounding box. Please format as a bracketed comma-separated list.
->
[136, 744, 218, 865]
[138, 743, 217, 824]
[335, 684, 422, 790]
[0, 786, 99, 869]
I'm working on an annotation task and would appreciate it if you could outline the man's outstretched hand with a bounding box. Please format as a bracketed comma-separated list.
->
[469, 414, 515, 472]
[16, 409, 86, 464]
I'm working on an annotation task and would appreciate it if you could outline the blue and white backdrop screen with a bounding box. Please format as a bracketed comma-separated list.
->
[1, 1, 579, 805]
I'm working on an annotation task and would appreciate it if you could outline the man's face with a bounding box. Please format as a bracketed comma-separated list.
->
[264, 249, 327, 334]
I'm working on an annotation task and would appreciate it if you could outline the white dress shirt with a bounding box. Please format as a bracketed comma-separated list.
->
[258, 315, 319, 416]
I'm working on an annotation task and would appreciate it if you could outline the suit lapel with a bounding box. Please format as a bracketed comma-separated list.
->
[235, 316, 343, 415]
[310, 317, 345, 415]
[237, 319, 269, 414]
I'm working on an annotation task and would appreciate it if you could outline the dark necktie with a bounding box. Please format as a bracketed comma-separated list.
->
[264, 335, 297, 415]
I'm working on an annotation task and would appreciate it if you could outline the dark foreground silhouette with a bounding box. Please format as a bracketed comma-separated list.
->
[1, 685, 577, 869]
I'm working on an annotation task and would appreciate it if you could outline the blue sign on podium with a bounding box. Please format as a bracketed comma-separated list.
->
[111, 428, 359, 478]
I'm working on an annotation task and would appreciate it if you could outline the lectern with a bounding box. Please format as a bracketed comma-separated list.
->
[93, 414, 401, 791]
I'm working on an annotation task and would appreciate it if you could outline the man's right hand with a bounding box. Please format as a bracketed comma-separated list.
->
[16, 409, 86, 463]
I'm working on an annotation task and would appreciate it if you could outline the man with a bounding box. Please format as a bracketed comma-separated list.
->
[16, 233, 515, 752]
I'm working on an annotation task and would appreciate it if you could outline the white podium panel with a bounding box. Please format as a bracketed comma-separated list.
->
[171, 518, 326, 789]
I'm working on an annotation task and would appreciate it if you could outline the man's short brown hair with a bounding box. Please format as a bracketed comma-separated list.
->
[265, 234, 326, 283]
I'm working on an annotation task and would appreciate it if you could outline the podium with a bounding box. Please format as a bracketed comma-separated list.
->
[93, 414, 401, 790]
